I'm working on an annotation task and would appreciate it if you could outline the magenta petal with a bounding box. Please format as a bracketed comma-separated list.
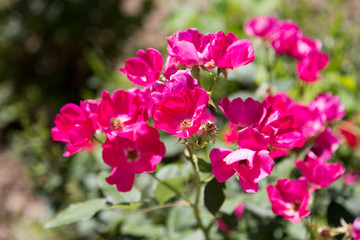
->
[219, 97, 263, 127]
[226, 39, 255, 69]
[106, 167, 136, 192]
[223, 149, 256, 166]
[210, 148, 236, 182]
[267, 177, 311, 223]
[237, 127, 269, 151]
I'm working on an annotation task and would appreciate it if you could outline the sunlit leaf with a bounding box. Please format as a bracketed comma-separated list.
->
[155, 177, 185, 204]
[44, 198, 106, 228]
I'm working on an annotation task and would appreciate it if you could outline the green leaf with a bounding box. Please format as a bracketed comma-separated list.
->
[204, 178, 225, 215]
[155, 177, 185, 204]
[44, 198, 106, 228]
[198, 158, 212, 173]
[97, 171, 141, 204]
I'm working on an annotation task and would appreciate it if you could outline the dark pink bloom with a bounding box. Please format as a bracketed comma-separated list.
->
[289, 103, 325, 138]
[262, 94, 305, 148]
[234, 203, 245, 219]
[150, 69, 199, 104]
[338, 121, 360, 148]
[270, 148, 289, 159]
[309, 128, 340, 162]
[295, 156, 345, 189]
[263, 92, 294, 113]
[343, 170, 360, 186]
[216, 218, 233, 233]
[51, 103, 96, 157]
[267, 177, 311, 224]
[244, 16, 278, 38]
[291, 36, 322, 60]
[209, 31, 255, 69]
[210, 127, 274, 193]
[127, 87, 155, 118]
[219, 97, 264, 128]
[351, 216, 360, 240]
[102, 124, 166, 192]
[98, 89, 148, 141]
[163, 56, 179, 80]
[80, 99, 100, 130]
[152, 87, 209, 138]
[297, 50, 329, 82]
[259, 106, 306, 149]
[310, 92, 345, 122]
[119, 48, 163, 87]
[166, 28, 213, 67]
[222, 123, 238, 145]
[270, 20, 302, 55]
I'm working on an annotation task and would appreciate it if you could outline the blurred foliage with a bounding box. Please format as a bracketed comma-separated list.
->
[0, 0, 359, 239]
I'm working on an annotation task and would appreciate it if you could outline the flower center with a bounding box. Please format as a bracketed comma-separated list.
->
[126, 149, 139, 162]
[180, 118, 193, 131]
[239, 160, 248, 167]
[291, 200, 301, 211]
[110, 117, 124, 130]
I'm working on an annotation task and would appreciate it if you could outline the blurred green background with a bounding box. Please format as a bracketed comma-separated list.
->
[0, 0, 359, 239]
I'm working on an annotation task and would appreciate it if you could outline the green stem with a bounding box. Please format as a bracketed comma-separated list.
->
[208, 72, 218, 92]
[108, 200, 189, 214]
[186, 142, 211, 240]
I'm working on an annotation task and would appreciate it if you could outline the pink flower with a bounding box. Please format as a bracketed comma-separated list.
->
[102, 124, 166, 192]
[222, 123, 238, 145]
[309, 128, 340, 162]
[291, 36, 322, 60]
[163, 56, 179, 80]
[263, 93, 294, 112]
[295, 156, 345, 189]
[234, 203, 245, 219]
[97, 89, 148, 141]
[51, 103, 96, 157]
[351, 216, 360, 240]
[210, 127, 274, 193]
[80, 99, 100, 130]
[119, 48, 163, 87]
[297, 50, 329, 82]
[219, 97, 264, 128]
[289, 103, 325, 138]
[270, 20, 302, 55]
[244, 16, 278, 38]
[152, 87, 209, 138]
[166, 28, 213, 67]
[260, 94, 306, 149]
[150, 69, 199, 104]
[267, 177, 311, 224]
[216, 218, 233, 233]
[343, 170, 360, 186]
[259, 106, 306, 149]
[209, 31, 255, 69]
[310, 92, 345, 122]
[338, 121, 360, 148]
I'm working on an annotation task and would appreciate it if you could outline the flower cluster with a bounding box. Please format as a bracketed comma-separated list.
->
[244, 16, 330, 82]
[51, 18, 352, 235]
[51, 28, 256, 192]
